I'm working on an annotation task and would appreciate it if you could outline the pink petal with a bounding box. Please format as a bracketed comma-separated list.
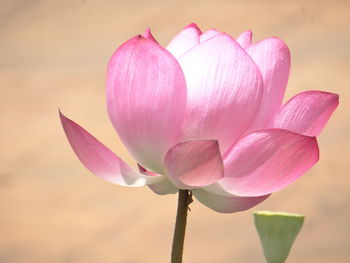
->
[220, 129, 319, 196]
[236, 30, 252, 49]
[143, 28, 159, 43]
[59, 111, 162, 186]
[270, 90, 339, 136]
[106, 35, 187, 173]
[164, 140, 224, 189]
[148, 178, 179, 195]
[199, 29, 221, 42]
[193, 189, 270, 213]
[138, 164, 178, 195]
[166, 23, 202, 58]
[246, 37, 291, 131]
[178, 33, 264, 153]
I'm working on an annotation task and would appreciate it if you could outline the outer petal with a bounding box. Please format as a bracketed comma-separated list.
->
[178, 33, 264, 153]
[218, 129, 319, 197]
[138, 164, 178, 195]
[148, 178, 179, 195]
[59, 112, 162, 186]
[236, 30, 252, 49]
[270, 90, 339, 136]
[143, 28, 159, 43]
[199, 29, 220, 43]
[166, 23, 202, 58]
[193, 189, 270, 213]
[106, 35, 187, 173]
[246, 38, 291, 131]
[164, 140, 224, 189]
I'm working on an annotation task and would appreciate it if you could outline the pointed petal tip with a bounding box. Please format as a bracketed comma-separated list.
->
[185, 22, 202, 32]
[142, 28, 158, 43]
[143, 27, 151, 34]
[314, 90, 339, 101]
[241, 29, 253, 36]
[245, 29, 253, 37]
[199, 28, 221, 43]
[59, 109, 70, 124]
[236, 30, 253, 49]
[300, 90, 339, 104]
[58, 108, 63, 118]
[142, 28, 151, 37]
[166, 23, 202, 57]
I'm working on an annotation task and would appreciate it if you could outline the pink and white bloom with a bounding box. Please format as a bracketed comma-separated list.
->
[60, 23, 339, 213]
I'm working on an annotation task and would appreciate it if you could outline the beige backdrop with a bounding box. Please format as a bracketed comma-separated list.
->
[1, 0, 349, 262]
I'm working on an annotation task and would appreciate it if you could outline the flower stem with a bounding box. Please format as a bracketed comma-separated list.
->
[171, 190, 192, 263]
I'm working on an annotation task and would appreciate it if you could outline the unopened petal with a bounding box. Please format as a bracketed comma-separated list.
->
[59, 111, 162, 186]
[246, 37, 291, 131]
[106, 35, 187, 173]
[178, 33, 263, 153]
[270, 90, 339, 136]
[166, 23, 202, 58]
[164, 140, 224, 189]
[220, 129, 319, 196]
[194, 189, 270, 213]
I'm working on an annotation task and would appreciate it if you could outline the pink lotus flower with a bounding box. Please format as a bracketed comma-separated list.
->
[60, 23, 338, 213]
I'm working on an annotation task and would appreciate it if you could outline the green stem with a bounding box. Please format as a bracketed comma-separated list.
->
[171, 190, 192, 263]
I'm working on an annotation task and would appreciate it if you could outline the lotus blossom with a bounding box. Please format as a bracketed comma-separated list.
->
[60, 23, 338, 213]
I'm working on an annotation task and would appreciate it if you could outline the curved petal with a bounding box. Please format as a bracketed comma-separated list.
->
[164, 140, 224, 189]
[199, 29, 220, 43]
[106, 35, 187, 173]
[193, 189, 270, 213]
[219, 129, 319, 196]
[236, 30, 252, 49]
[148, 178, 179, 195]
[166, 23, 202, 58]
[178, 33, 264, 153]
[143, 28, 159, 43]
[246, 37, 291, 131]
[59, 111, 162, 186]
[270, 90, 339, 136]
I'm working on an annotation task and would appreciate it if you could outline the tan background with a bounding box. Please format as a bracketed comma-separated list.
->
[1, 0, 349, 262]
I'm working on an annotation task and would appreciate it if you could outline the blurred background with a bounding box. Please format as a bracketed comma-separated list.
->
[1, 0, 349, 262]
